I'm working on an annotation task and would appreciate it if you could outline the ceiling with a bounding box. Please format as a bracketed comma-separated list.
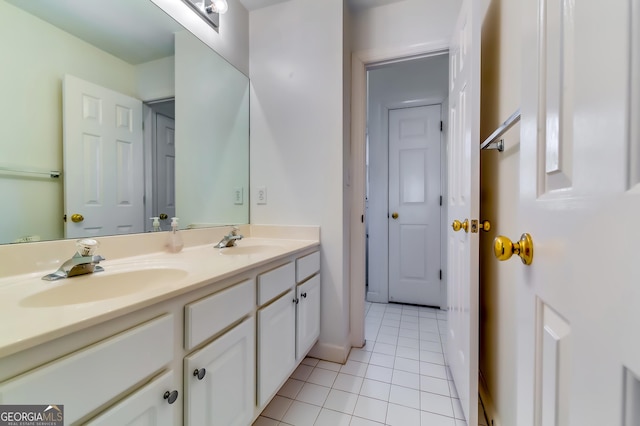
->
[238, 0, 407, 12]
[6, 0, 183, 65]
[9, 0, 412, 64]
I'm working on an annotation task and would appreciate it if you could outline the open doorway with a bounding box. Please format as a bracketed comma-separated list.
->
[365, 54, 450, 309]
[143, 99, 176, 232]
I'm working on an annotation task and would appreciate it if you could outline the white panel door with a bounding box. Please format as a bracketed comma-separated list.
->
[517, 0, 640, 425]
[184, 317, 255, 426]
[257, 290, 296, 407]
[155, 113, 175, 228]
[63, 74, 143, 238]
[446, 0, 481, 423]
[388, 105, 442, 306]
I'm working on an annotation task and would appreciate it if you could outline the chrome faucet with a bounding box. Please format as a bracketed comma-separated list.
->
[215, 226, 243, 248]
[42, 239, 105, 281]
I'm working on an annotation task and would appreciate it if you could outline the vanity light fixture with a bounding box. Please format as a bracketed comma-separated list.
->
[208, 0, 229, 14]
[181, 0, 228, 32]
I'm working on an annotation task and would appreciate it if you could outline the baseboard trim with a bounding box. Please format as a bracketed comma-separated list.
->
[307, 340, 351, 364]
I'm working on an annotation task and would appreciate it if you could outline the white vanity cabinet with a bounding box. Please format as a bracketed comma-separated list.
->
[256, 251, 321, 407]
[184, 317, 255, 426]
[0, 315, 175, 424]
[0, 241, 320, 426]
[183, 278, 256, 425]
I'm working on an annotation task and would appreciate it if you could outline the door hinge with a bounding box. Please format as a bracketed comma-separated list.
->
[440, 121, 443, 132]
[361, 214, 364, 223]
[439, 269, 442, 280]
[439, 195, 443, 206]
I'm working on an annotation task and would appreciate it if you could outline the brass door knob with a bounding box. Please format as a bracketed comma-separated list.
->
[391, 212, 399, 220]
[479, 220, 491, 232]
[71, 214, 84, 223]
[452, 219, 469, 233]
[493, 234, 534, 265]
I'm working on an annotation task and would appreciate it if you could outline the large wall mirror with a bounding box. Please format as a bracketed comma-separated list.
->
[0, 0, 249, 245]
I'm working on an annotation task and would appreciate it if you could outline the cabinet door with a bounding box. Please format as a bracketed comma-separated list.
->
[257, 289, 296, 407]
[86, 371, 177, 426]
[296, 275, 321, 361]
[184, 317, 255, 426]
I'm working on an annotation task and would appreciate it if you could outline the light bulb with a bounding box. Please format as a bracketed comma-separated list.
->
[210, 0, 228, 14]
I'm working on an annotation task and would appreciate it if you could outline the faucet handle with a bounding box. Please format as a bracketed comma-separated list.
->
[231, 226, 239, 235]
[76, 238, 99, 256]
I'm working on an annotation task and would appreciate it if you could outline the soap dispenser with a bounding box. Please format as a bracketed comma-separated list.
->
[166, 217, 184, 253]
[150, 217, 161, 232]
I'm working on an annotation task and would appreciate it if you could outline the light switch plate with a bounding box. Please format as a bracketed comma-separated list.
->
[257, 187, 267, 205]
[233, 187, 244, 205]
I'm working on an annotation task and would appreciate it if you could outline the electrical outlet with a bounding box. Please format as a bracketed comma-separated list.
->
[257, 186, 267, 205]
[233, 187, 244, 205]
[13, 235, 41, 243]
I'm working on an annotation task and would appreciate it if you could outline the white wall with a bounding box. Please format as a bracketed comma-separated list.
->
[249, 0, 349, 362]
[351, 0, 462, 55]
[366, 54, 449, 306]
[151, 0, 249, 76]
[135, 56, 175, 101]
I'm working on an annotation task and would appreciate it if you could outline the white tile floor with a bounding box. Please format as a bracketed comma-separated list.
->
[255, 302, 484, 426]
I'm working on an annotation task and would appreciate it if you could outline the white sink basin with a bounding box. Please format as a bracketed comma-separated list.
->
[21, 268, 188, 307]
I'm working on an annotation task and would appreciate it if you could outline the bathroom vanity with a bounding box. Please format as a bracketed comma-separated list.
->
[0, 226, 320, 425]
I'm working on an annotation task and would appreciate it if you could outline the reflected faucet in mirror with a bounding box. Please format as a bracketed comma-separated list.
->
[42, 239, 105, 281]
[215, 226, 243, 248]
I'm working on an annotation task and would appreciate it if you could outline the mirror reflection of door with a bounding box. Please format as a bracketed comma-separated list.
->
[63, 74, 144, 238]
[146, 100, 176, 232]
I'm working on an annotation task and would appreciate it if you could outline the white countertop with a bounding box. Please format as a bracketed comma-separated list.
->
[0, 236, 319, 358]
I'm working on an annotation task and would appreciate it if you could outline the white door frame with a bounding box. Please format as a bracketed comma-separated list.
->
[349, 41, 450, 348]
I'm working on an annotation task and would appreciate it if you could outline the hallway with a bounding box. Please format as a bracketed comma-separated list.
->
[255, 302, 487, 425]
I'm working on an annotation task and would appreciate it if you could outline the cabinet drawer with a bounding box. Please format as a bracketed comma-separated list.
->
[257, 262, 295, 306]
[185, 279, 255, 350]
[0, 315, 173, 424]
[296, 251, 320, 283]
